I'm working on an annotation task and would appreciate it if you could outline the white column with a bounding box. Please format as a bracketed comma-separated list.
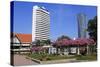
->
[48, 47, 51, 54]
[87, 45, 89, 55]
[77, 46, 80, 55]
[32, 6, 37, 42]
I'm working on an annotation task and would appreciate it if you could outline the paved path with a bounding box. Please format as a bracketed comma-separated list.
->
[14, 54, 38, 66]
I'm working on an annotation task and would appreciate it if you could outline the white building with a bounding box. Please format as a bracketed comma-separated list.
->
[32, 5, 50, 42]
[11, 33, 32, 53]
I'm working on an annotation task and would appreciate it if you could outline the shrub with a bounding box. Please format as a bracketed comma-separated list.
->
[46, 57, 51, 60]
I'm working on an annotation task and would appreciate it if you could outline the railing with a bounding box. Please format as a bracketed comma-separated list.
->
[11, 48, 30, 51]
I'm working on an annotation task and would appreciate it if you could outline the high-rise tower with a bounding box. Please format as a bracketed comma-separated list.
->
[32, 6, 50, 42]
[77, 13, 87, 38]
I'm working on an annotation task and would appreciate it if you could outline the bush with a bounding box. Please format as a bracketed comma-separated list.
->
[46, 57, 51, 60]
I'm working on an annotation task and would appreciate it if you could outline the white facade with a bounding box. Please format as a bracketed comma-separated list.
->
[13, 37, 20, 46]
[70, 47, 77, 54]
[12, 36, 31, 46]
[49, 47, 57, 54]
[11, 35, 31, 53]
[32, 5, 50, 42]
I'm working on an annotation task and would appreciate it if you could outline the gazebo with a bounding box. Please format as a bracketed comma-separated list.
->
[53, 38, 95, 55]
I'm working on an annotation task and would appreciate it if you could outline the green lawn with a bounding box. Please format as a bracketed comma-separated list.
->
[28, 53, 75, 61]
[76, 54, 97, 61]
[27, 53, 97, 61]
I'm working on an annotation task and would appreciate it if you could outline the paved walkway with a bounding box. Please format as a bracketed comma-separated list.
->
[14, 54, 38, 66]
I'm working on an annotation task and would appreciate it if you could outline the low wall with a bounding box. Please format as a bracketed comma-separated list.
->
[40, 59, 76, 64]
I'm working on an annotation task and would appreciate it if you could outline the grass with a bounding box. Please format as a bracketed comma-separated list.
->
[27, 53, 97, 61]
[76, 54, 97, 61]
[28, 53, 75, 61]
[45, 55, 75, 60]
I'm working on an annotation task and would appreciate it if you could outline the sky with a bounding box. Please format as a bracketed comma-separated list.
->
[11, 1, 97, 41]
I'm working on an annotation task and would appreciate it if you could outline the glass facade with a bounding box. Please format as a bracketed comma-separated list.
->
[77, 13, 87, 38]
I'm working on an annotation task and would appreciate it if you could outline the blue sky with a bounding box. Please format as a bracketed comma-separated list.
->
[12, 1, 97, 40]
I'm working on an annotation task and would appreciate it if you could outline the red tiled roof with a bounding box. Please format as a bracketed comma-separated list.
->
[15, 33, 32, 43]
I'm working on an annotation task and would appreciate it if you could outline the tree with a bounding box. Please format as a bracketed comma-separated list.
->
[87, 16, 97, 41]
[35, 39, 51, 46]
[41, 39, 51, 45]
[57, 35, 71, 41]
[36, 40, 41, 46]
[46, 39, 51, 45]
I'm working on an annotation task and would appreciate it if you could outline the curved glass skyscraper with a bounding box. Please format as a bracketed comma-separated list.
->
[77, 13, 87, 38]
